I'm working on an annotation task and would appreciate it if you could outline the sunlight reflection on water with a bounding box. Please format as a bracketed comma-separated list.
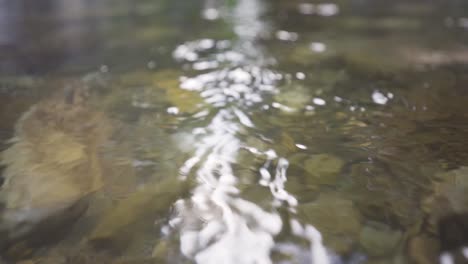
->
[166, 0, 331, 263]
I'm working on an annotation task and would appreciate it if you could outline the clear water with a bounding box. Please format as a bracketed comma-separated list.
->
[1, 0, 468, 263]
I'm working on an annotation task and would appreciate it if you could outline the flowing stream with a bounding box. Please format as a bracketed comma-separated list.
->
[1, 0, 468, 263]
[166, 1, 328, 263]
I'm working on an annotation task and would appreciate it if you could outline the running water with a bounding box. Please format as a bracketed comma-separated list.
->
[165, 0, 330, 263]
[2, 0, 468, 263]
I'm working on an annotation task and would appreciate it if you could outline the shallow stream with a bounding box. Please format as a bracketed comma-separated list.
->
[1, 0, 468, 263]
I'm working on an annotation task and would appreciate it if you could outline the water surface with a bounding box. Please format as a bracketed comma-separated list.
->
[1, 0, 468, 263]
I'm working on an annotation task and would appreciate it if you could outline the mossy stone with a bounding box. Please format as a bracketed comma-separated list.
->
[408, 234, 439, 264]
[0, 86, 112, 256]
[297, 192, 361, 254]
[88, 177, 192, 251]
[359, 222, 402, 257]
[304, 154, 344, 186]
[274, 84, 311, 112]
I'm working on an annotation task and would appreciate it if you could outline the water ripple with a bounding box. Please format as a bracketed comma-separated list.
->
[166, 0, 331, 263]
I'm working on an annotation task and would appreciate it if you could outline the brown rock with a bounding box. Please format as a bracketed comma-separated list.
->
[408, 234, 439, 264]
[0, 84, 112, 256]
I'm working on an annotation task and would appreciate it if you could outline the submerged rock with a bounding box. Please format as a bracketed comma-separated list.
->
[273, 84, 311, 113]
[359, 222, 402, 257]
[88, 177, 192, 252]
[407, 234, 439, 264]
[0, 84, 112, 258]
[297, 192, 361, 254]
[422, 166, 468, 232]
[107, 69, 204, 117]
[153, 70, 204, 114]
[304, 154, 344, 186]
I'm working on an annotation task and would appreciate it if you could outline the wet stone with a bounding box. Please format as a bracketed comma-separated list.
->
[88, 177, 192, 252]
[151, 240, 169, 259]
[433, 167, 468, 213]
[152, 70, 204, 114]
[287, 44, 333, 67]
[105, 69, 204, 117]
[422, 166, 468, 232]
[359, 222, 403, 257]
[407, 234, 439, 264]
[273, 84, 311, 112]
[303, 154, 344, 186]
[284, 175, 319, 203]
[297, 192, 361, 254]
[0, 85, 112, 258]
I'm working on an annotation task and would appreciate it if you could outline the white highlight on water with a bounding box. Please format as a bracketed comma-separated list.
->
[176, 110, 284, 264]
[169, 0, 331, 263]
[310, 42, 327, 53]
[372, 90, 392, 105]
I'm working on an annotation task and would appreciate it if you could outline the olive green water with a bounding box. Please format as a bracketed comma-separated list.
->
[1, 0, 468, 263]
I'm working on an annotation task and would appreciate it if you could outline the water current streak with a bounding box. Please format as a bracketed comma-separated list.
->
[168, 0, 330, 263]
